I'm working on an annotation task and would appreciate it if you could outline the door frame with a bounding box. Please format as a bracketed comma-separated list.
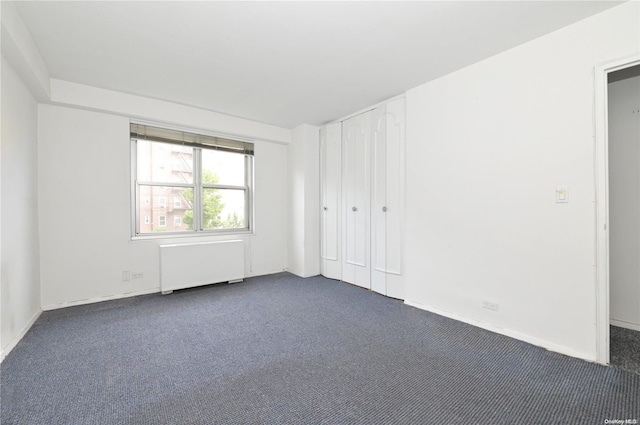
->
[594, 53, 640, 365]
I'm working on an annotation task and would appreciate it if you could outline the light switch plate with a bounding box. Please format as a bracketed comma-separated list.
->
[556, 187, 568, 203]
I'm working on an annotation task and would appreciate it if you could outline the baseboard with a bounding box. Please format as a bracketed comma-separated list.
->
[286, 270, 320, 278]
[404, 300, 596, 363]
[1, 309, 42, 363]
[43, 271, 294, 311]
[282, 262, 324, 279]
[611, 319, 640, 332]
[42, 288, 159, 311]
[245, 269, 288, 278]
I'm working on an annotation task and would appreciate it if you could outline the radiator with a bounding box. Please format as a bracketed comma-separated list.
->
[159, 240, 244, 294]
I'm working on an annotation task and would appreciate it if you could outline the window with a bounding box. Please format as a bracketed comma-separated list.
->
[144, 215, 151, 224]
[132, 123, 254, 237]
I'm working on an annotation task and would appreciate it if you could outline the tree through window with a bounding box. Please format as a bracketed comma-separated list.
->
[131, 123, 253, 237]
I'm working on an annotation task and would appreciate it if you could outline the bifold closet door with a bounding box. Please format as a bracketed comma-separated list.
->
[320, 122, 342, 280]
[371, 98, 405, 299]
[342, 112, 371, 289]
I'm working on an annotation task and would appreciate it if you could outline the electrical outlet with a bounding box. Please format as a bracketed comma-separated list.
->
[482, 300, 499, 311]
[122, 271, 130, 281]
[132, 272, 144, 279]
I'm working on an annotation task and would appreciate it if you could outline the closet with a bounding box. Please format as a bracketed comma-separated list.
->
[342, 111, 372, 289]
[320, 97, 405, 299]
[319, 122, 342, 280]
[370, 99, 405, 299]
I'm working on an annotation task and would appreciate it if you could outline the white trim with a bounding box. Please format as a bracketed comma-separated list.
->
[610, 319, 640, 332]
[1, 309, 42, 363]
[42, 288, 159, 311]
[404, 300, 596, 363]
[326, 93, 406, 126]
[594, 53, 640, 366]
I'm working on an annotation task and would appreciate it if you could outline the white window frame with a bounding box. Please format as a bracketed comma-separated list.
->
[144, 215, 151, 224]
[131, 122, 254, 239]
[173, 196, 181, 208]
[174, 215, 182, 227]
[158, 215, 166, 227]
[158, 196, 166, 208]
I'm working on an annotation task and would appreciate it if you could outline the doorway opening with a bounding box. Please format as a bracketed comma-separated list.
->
[608, 64, 640, 374]
[595, 55, 640, 370]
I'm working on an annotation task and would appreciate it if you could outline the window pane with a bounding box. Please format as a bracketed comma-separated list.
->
[202, 188, 246, 229]
[137, 140, 194, 184]
[139, 185, 193, 233]
[201, 150, 245, 186]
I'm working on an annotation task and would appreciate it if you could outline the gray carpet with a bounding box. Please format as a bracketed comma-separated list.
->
[1, 273, 639, 424]
[611, 325, 640, 375]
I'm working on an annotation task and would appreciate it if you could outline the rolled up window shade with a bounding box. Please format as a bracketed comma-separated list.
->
[130, 123, 254, 155]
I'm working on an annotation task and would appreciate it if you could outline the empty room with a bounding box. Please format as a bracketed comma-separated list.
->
[1, 1, 639, 424]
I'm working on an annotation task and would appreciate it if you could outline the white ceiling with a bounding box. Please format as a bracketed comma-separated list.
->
[13, 1, 623, 128]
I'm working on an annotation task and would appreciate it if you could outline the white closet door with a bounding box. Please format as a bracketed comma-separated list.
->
[371, 98, 405, 298]
[371, 105, 387, 295]
[384, 98, 405, 299]
[342, 112, 371, 288]
[320, 122, 342, 280]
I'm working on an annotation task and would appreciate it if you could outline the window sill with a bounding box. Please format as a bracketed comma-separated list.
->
[131, 229, 252, 242]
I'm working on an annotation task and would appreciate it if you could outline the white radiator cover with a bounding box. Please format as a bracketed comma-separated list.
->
[159, 240, 244, 293]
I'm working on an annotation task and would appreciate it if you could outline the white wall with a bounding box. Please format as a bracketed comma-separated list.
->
[287, 124, 320, 277]
[303, 127, 320, 276]
[1, 57, 42, 359]
[609, 71, 640, 331]
[38, 104, 289, 309]
[1, 2, 50, 100]
[50, 79, 291, 145]
[404, 2, 640, 361]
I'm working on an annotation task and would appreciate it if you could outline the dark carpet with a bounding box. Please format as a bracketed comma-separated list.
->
[611, 325, 640, 375]
[1, 273, 639, 425]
